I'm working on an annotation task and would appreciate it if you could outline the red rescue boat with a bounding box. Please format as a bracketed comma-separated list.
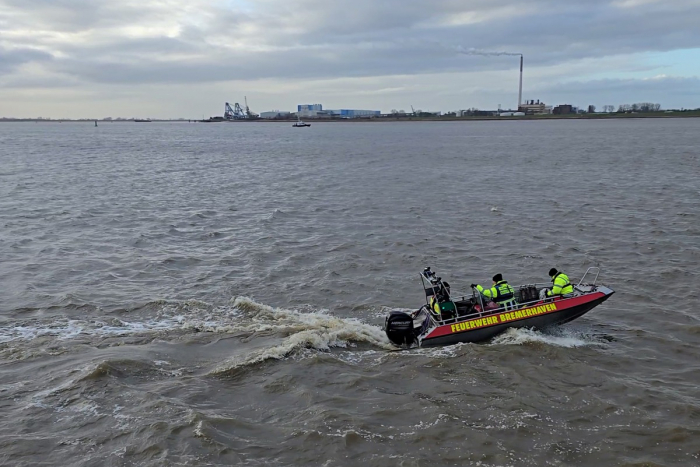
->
[385, 267, 614, 348]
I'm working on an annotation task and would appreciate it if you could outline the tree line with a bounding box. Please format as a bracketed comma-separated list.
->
[607, 103, 662, 113]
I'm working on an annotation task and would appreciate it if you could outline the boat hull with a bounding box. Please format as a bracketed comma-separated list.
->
[417, 286, 614, 347]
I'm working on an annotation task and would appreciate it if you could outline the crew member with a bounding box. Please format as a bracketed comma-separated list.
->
[471, 274, 517, 310]
[544, 268, 574, 298]
[429, 282, 455, 318]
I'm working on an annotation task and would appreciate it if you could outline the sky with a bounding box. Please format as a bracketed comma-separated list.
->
[1, 0, 699, 118]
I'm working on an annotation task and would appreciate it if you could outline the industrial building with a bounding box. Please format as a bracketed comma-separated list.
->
[553, 104, 574, 115]
[457, 110, 497, 117]
[328, 109, 381, 118]
[298, 104, 323, 112]
[297, 104, 325, 118]
[518, 100, 553, 115]
[260, 111, 292, 119]
[297, 104, 380, 118]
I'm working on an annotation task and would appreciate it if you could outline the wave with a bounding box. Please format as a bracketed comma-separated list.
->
[489, 327, 606, 348]
[209, 297, 393, 376]
[0, 298, 241, 345]
[0, 315, 195, 344]
[1, 297, 393, 366]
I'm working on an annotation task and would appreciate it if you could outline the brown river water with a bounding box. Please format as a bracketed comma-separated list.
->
[0, 118, 699, 466]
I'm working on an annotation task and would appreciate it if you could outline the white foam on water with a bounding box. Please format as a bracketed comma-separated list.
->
[489, 327, 603, 348]
[2, 297, 395, 372]
[333, 349, 389, 366]
[374, 341, 471, 361]
[0, 317, 185, 343]
[210, 297, 393, 375]
[193, 420, 206, 438]
[411, 342, 470, 358]
[0, 303, 243, 344]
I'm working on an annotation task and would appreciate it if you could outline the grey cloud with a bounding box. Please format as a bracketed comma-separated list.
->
[0, 47, 54, 74]
[47, 36, 520, 86]
[0, 0, 699, 104]
[50, 1, 700, 84]
[0, 0, 178, 32]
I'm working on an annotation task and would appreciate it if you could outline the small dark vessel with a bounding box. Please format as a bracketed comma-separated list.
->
[293, 117, 310, 127]
[385, 267, 614, 348]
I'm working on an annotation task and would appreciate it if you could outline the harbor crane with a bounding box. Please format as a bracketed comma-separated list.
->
[224, 102, 245, 120]
[224, 97, 259, 120]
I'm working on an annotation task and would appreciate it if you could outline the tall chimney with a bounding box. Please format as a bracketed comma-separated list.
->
[518, 55, 523, 109]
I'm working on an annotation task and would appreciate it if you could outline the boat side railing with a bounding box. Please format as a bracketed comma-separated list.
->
[429, 281, 594, 326]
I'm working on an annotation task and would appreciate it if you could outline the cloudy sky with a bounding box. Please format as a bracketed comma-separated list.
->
[1, 0, 699, 118]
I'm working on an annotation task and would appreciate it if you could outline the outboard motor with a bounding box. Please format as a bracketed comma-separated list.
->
[385, 311, 417, 347]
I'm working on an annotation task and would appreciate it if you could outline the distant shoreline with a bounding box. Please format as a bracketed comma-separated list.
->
[2, 112, 699, 123]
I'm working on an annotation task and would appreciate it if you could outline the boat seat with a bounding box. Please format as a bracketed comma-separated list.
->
[431, 302, 456, 321]
[455, 301, 475, 317]
[518, 285, 539, 303]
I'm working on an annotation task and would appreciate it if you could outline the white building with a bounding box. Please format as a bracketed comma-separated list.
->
[296, 104, 381, 118]
[518, 100, 553, 115]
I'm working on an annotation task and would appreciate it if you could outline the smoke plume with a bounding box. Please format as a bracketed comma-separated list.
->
[455, 46, 522, 57]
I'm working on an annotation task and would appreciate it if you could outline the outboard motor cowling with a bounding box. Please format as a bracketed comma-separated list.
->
[385, 311, 417, 347]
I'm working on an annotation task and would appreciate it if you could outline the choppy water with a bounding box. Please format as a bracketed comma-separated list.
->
[1, 119, 699, 466]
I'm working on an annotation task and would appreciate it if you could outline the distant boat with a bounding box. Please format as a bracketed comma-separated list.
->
[293, 117, 310, 127]
[134, 119, 152, 122]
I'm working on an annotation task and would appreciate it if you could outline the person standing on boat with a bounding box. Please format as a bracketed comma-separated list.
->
[471, 274, 517, 310]
[541, 268, 574, 298]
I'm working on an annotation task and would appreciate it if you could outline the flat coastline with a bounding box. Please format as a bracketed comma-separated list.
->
[2, 111, 699, 123]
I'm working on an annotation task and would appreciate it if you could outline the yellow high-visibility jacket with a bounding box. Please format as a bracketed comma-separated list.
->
[547, 272, 573, 296]
[476, 281, 515, 305]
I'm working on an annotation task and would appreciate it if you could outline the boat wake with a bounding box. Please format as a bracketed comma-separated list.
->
[0, 299, 235, 346]
[209, 297, 394, 376]
[490, 326, 606, 348]
[1, 296, 394, 364]
[1, 295, 605, 371]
